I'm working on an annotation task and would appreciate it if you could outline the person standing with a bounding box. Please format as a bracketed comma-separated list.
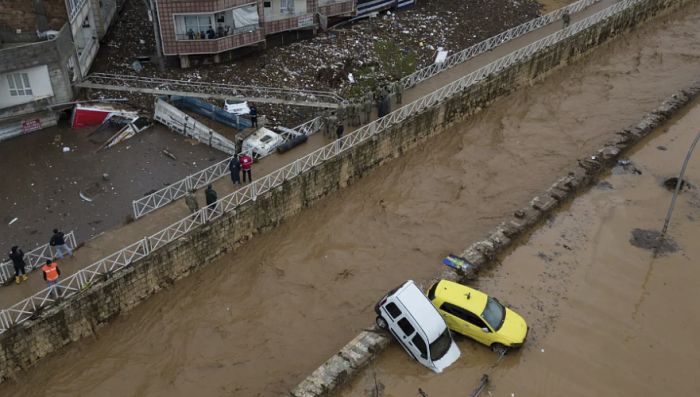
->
[240, 152, 253, 183]
[562, 10, 570, 28]
[185, 189, 199, 213]
[249, 104, 258, 128]
[363, 97, 372, 124]
[8, 246, 28, 284]
[205, 184, 218, 214]
[42, 259, 61, 299]
[229, 155, 241, 185]
[393, 82, 403, 105]
[336, 121, 345, 141]
[50, 228, 72, 259]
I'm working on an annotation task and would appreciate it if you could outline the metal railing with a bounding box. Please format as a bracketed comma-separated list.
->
[399, 0, 602, 90]
[76, 73, 345, 109]
[0, 0, 643, 334]
[132, 115, 326, 219]
[0, 232, 77, 284]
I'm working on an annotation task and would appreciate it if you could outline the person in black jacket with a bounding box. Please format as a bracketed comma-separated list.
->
[50, 228, 72, 259]
[205, 184, 218, 215]
[8, 246, 28, 284]
[229, 156, 241, 185]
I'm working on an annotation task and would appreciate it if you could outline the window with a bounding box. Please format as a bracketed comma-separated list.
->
[281, 0, 295, 13]
[397, 318, 415, 335]
[385, 302, 401, 319]
[411, 334, 427, 358]
[481, 297, 506, 331]
[7, 73, 32, 96]
[440, 302, 488, 329]
[429, 329, 453, 360]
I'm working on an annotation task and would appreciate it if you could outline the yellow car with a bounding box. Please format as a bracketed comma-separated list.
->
[428, 279, 528, 352]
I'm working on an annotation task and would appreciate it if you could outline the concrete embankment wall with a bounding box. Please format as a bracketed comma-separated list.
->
[0, 0, 690, 385]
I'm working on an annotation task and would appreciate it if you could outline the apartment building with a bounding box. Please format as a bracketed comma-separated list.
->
[0, 0, 117, 139]
[154, 0, 417, 68]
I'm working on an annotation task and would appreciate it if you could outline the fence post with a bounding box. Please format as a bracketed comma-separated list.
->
[143, 236, 151, 255]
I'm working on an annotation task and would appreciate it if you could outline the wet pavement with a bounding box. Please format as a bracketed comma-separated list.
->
[1, 0, 700, 396]
[0, 123, 226, 252]
[338, 97, 700, 397]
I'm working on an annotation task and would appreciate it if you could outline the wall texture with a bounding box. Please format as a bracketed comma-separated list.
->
[0, 0, 691, 385]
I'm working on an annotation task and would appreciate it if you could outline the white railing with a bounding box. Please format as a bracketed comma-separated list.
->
[132, 114, 326, 218]
[0, 232, 77, 284]
[0, 0, 643, 334]
[399, 0, 602, 90]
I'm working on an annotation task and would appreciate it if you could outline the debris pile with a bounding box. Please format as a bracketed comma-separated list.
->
[90, 0, 541, 125]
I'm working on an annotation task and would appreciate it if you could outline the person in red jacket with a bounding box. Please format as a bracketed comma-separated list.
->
[240, 152, 253, 183]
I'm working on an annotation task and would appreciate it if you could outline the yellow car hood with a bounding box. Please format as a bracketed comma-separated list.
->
[498, 308, 528, 343]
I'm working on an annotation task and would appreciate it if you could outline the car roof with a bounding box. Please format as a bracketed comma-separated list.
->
[433, 279, 488, 314]
[395, 281, 446, 342]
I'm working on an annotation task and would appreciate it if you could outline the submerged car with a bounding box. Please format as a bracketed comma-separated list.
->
[428, 279, 528, 352]
[375, 280, 461, 373]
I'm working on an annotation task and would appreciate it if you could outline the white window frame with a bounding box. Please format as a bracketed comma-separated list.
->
[280, 0, 295, 13]
[7, 73, 33, 97]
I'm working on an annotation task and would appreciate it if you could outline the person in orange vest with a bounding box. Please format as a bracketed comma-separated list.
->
[42, 259, 61, 299]
[239, 153, 253, 183]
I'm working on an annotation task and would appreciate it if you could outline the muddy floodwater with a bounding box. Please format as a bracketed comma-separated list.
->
[339, 97, 700, 397]
[2, 2, 700, 396]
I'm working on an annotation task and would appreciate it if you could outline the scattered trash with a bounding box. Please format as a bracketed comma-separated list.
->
[656, 145, 667, 151]
[131, 60, 143, 72]
[442, 254, 474, 272]
[162, 149, 177, 160]
[348, 73, 355, 83]
[62, 146, 71, 153]
[540, 348, 544, 352]
[79, 192, 94, 202]
[663, 177, 693, 191]
[434, 47, 449, 64]
[8, 217, 18, 225]
[102, 173, 110, 181]
[612, 159, 642, 175]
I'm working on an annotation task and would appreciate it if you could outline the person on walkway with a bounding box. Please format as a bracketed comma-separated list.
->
[393, 82, 403, 105]
[8, 246, 28, 284]
[205, 184, 218, 214]
[363, 97, 372, 124]
[42, 259, 61, 299]
[229, 155, 241, 185]
[250, 104, 258, 128]
[50, 229, 72, 259]
[185, 189, 199, 213]
[336, 121, 345, 144]
[562, 10, 571, 28]
[240, 153, 253, 183]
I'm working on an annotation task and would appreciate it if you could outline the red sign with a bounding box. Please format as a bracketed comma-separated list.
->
[22, 118, 42, 133]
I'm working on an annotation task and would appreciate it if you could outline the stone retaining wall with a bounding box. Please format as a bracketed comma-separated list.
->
[0, 0, 691, 386]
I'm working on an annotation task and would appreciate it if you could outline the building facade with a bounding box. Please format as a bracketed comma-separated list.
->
[0, 0, 117, 140]
[154, 0, 358, 67]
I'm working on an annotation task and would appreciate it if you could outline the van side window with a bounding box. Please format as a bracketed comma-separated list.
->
[385, 302, 402, 318]
[412, 334, 427, 358]
[397, 318, 415, 335]
[440, 302, 488, 329]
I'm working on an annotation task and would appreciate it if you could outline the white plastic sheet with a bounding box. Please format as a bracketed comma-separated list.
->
[232, 5, 259, 28]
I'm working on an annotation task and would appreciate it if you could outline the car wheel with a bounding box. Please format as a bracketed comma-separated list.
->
[375, 316, 389, 330]
[491, 343, 508, 355]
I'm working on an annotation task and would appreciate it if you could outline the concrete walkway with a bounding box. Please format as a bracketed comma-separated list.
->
[0, 0, 613, 309]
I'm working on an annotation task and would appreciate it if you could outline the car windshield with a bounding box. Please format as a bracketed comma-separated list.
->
[429, 329, 453, 361]
[481, 297, 506, 331]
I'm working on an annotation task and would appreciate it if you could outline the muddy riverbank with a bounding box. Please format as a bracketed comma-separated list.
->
[1, 0, 700, 395]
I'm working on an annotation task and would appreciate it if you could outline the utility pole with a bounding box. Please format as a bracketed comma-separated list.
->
[656, 128, 700, 251]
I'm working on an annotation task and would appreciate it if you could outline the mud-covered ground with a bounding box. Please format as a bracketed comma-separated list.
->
[89, 0, 541, 124]
[0, 121, 226, 252]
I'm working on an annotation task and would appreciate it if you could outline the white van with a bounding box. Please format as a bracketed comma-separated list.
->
[374, 280, 461, 373]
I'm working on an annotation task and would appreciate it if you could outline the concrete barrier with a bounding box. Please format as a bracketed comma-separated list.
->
[0, 0, 693, 386]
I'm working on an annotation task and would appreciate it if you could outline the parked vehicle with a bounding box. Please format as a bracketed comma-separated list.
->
[428, 279, 528, 353]
[242, 127, 285, 158]
[375, 280, 461, 373]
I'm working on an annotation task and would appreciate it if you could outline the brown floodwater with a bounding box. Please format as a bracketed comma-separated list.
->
[2, 2, 700, 396]
[338, 94, 700, 397]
